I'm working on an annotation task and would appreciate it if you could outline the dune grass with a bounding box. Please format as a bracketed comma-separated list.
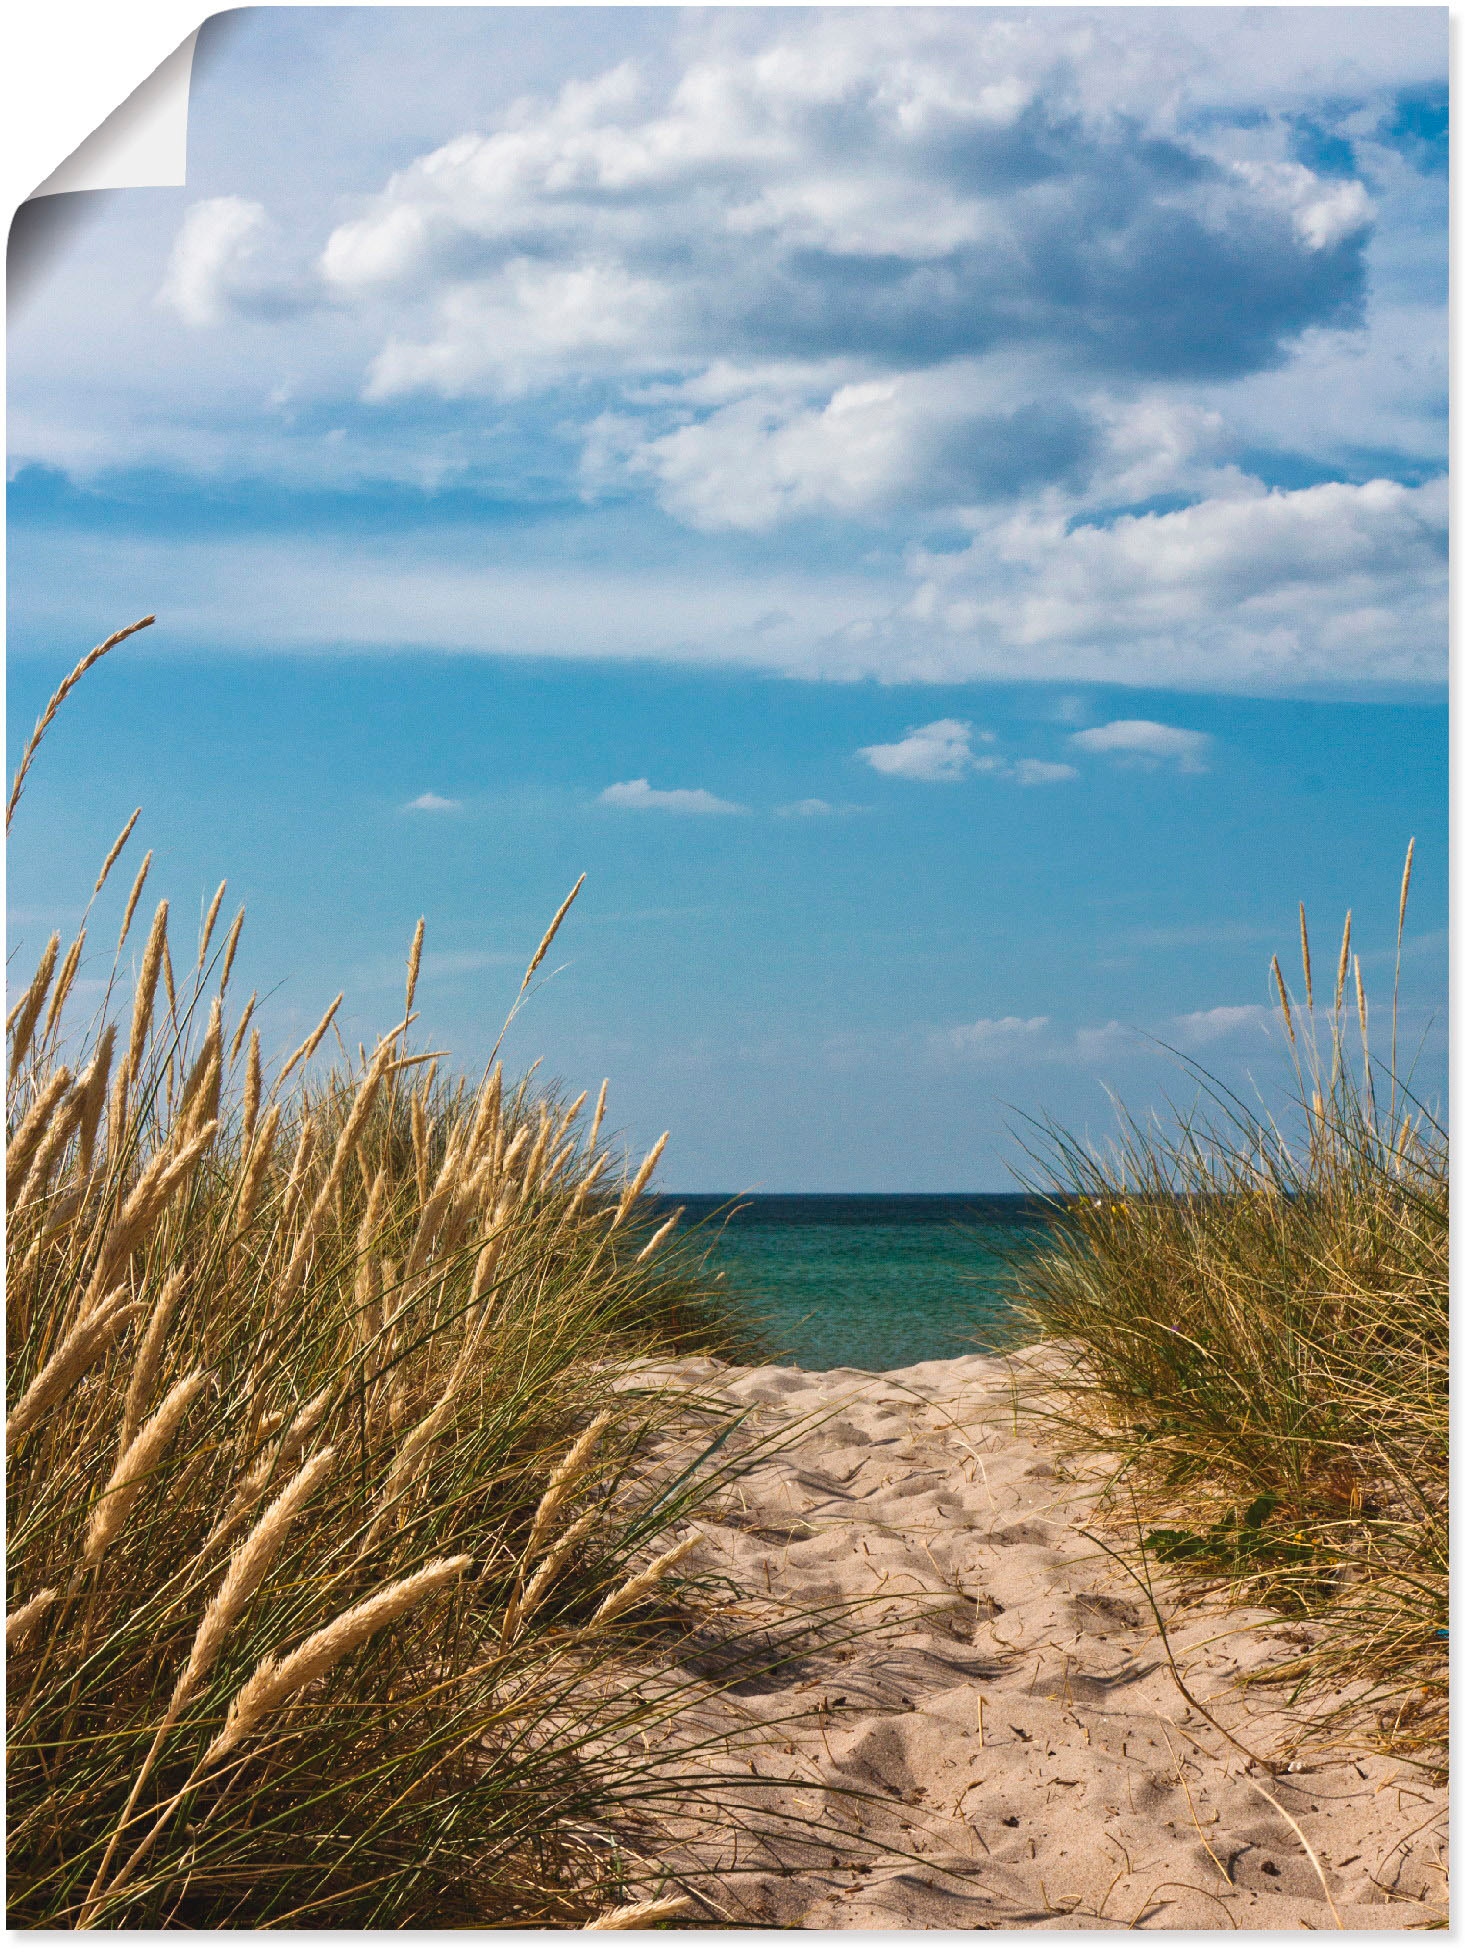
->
[1013, 854, 1447, 1756]
[5, 629, 777, 1926]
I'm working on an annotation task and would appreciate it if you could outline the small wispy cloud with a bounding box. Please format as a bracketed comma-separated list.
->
[404, 791, 462, 812]
[776, 797, 870, 817]
[598, 778, 745, 814]
[1071, 1019, 1143, 1062]
[938, 1014, 1051, 1058]
[1069, 719, 1212, 772]
[857, 721, 1077, 787]
[858, 719, 987, 782]
[1171, 1003, 1273, 1043]
[1012, 758, 1079, 786]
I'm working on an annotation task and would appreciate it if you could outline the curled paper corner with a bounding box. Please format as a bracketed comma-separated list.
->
[27, 27, 200, 200]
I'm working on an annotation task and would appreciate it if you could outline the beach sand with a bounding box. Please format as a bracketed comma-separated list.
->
[610, 1349, 1447, 1930]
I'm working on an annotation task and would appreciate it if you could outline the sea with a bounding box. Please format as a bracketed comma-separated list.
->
[649, 1193, 1056, 1374]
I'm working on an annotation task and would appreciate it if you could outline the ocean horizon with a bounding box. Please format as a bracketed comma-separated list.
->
[649, 1192, 1055, 1373]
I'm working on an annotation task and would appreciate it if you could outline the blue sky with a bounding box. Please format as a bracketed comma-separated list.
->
[7, 7, 1447, 1189]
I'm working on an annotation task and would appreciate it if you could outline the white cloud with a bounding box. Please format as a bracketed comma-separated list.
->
[5, 9, 1444, 697]
[598, 778, 745, 814]
[288, 8, 1394, 520]
[857, 719, 981, 782]
[404, 791, 461, 812]
[1069, 721, 1212, 773]
[896, 477, 1446, 689]
[1071, 1020, 1142, 1063]
[626, 377, 919, 532]
[363, 259, 668, 401]
[1013, 758, 1079, 787]
[939, 1015, 1051, 1058]
[1229, 160, 1372, 253]
[856, 723, 1076, 788]
[158, 197, 272, 326]
[1171, 1004, 1274, 1044]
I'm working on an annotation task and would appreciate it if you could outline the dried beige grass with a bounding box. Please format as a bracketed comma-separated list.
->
[208, 1387, 335, 1551]
[173, 1449, 336, 1714]
[8, 934, 60, 1082]
[5, 616, 154, 831]
[587, 1079, 609, 1152]
[503, 1509, 596, 1640]
[120, 1270, 187, 1454]
[196, 881, 227, 971]
[84, 1557, 472, 1923]
[278, 1044, 395, 1305]
[6, 1067, 74, 1203]
[125, 902, 170, 1081]
[81, 1448, 340, 1917]
[82, 1122, 217, 1312]
[7, 1285, 141, 1446]
[115, 849, 154, 956]
[93, 807, 142, 897]
[366, 1298, 496, 1545]
[612, 1132, 668, 1230]
[76, 1026, 116, 1176]
[404, 918, 425, 1019]
[219, 908, 246, 992]
[410, 1090, 430, 1205]
[585, 1895, 692, 1929]
[278, 994, 344, 1084]
[590, 1535, 698, 1627]
[467, 1063, 502, 1155]
[160, 935, 178, 1023]
[203, 1555, 471, 1764]
[1333, 909, 1353, 1018]
[16, 1087, 83, 1208]
[1298, 901, 1314, 1010]
[84, 1371, 209, 1568]
[402, 1144, 462, 1281]
[178, 1001, 223, 1134]
[43, 929, 86, 1042]
[229, 993, 258, 1066]
[5, 1588, 59, 1651]
[234, 1102, 282, 1239]
[635, 1208, 682, 1264]
[524, 1411, 613, 1562]
[241, 1028, 262, 1148]
[517, 875, 585, 1000]
[519, 1119, 551, 1199]
[281, 1117, 318, 1227]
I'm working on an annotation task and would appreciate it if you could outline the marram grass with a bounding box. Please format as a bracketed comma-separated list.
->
[6, 632, 767, 1926]
[1013, 854, 1447, 1759]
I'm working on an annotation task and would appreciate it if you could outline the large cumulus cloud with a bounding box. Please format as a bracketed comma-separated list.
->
[304, 17, 1373, 408]
[8, 7, 1448, 691]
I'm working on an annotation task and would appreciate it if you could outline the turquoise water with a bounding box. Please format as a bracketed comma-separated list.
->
[654, 1194, 1054, 1373]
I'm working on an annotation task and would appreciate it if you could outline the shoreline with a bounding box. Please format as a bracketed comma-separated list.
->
[612, 1349, 1447, 1930]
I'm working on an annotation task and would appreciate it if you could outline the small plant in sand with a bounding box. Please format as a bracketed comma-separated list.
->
[6, 623, 755, 1926]
[1015, 846, 1446, 1756]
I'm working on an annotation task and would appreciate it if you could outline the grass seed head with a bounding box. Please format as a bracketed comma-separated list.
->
[205, 1556, 471, 1764]
[8, 934, 60, 1082]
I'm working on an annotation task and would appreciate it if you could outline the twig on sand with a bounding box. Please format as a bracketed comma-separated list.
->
[1247, 1780, 1343, 1928]
[1077, 1510, 1275, 1775]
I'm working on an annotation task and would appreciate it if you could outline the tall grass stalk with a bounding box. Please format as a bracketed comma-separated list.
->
[1013, 853, 1446, 1754]
[7, 653, 772, 1924]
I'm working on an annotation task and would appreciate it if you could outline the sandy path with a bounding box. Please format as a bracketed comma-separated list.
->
[612, 1350, 1447, 1930]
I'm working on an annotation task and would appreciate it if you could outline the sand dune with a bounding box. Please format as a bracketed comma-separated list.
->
[612, 1350, 1447, 1930]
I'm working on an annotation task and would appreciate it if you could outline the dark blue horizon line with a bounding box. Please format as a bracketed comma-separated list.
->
[652, 1191, 1047, 1202]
